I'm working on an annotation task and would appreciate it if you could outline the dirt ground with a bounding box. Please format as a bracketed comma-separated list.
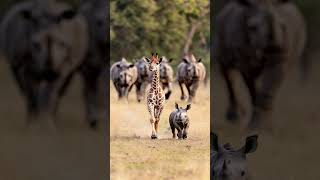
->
[110, 82, 210, 180]
[212, 52, 320, 180]
[0, 60, 107, 180]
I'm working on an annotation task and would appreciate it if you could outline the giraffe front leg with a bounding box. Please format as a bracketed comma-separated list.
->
[154, 106, 163, 134]
[155, 92, 165, 133]
[148, 103, 157, 139]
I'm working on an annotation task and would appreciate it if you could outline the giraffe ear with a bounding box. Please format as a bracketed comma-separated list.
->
[175, 102, 179, 109]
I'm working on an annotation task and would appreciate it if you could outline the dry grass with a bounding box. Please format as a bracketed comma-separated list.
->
[110, 82, 210, 180]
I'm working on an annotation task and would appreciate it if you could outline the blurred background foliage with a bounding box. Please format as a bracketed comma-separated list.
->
[110, 0, 210, 71]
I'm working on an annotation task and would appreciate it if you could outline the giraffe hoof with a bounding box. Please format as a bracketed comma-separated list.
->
[151, 135, 158, 139]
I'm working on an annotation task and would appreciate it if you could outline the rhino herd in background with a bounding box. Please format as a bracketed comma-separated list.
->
[110, 53, 207, 103]
[0, 0, 107, 129]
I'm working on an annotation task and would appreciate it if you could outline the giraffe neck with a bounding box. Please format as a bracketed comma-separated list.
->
[151, 68, 160, 91]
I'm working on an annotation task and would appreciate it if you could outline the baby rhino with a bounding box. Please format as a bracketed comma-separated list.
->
[211, 132, 258, 180]
[169, 103, 191, 139]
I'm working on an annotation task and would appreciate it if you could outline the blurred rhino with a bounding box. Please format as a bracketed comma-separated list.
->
[176, 53, 206, 102]
[213, 0, 306, 129]
[211, 132, 258, 180]
[159, 56, 174, 100]
[77, 0, 108, 128]
[0, 0, 76, 121]
[111, 58, 138, 100]
[30, 12, 89, 124]
[169, 103, 191, 139]
[134, 57, 152, 103]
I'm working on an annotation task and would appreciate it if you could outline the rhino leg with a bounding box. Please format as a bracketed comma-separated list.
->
[249, 64, 284, 130]
[165, 82, 172, 100]
[127, 83, 134, 101]
[11, 66, 28, 97]
[183, 123, 189, 139]
[221, 66, 244, 122]
[188, 82, 199, 103]
[82, 70, 101, 129]
[11, 66, 43, 122]
[169, 118, 176, 138]
[113, 82, 119, 99]
[177, 129, 183, 139]
[179, 82, 187, 100]
[135, 82, 143, 102]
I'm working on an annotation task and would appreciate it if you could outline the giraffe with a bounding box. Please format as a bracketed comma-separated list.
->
[144, 53, 165, 139]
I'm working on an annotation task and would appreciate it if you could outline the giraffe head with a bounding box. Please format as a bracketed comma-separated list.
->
[144, 53, 163, 72]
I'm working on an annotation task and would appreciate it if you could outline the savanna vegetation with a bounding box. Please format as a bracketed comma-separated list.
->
[110, 0, 210, 70]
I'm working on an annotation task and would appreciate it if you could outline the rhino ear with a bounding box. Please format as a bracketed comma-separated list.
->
[60, 9, 76, 19]
[223, 143, 233, 150]
[168, 58, 173, 63]
[237, 0, 254, 6]
[241, 135, 258, 154]
[56, 9, 76, 23]
[128, 64, 135, 68]
[211, 132, 219, 152]
[159, 57, 163, 64]
[182, 58, 189, 64]
[21, 9, 32, 20]
[197, 58, 202, 63]
[186, 104, 191, 111]
[175, 102, 179, 109]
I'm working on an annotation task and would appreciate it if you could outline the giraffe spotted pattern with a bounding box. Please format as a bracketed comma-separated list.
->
[145, 53, 165, 139]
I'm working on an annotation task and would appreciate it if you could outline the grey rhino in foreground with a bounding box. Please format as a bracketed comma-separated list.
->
[211, 132, 258, 180]
[169, 103, 191, 139]
[0, 0, 76, 122]
[213, 0, 306, 129]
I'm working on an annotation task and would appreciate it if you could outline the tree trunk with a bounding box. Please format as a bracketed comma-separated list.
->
[183, 21, 202, 55]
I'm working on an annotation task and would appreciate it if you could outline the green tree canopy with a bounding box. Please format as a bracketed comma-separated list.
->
[110, 0, 210, 70]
